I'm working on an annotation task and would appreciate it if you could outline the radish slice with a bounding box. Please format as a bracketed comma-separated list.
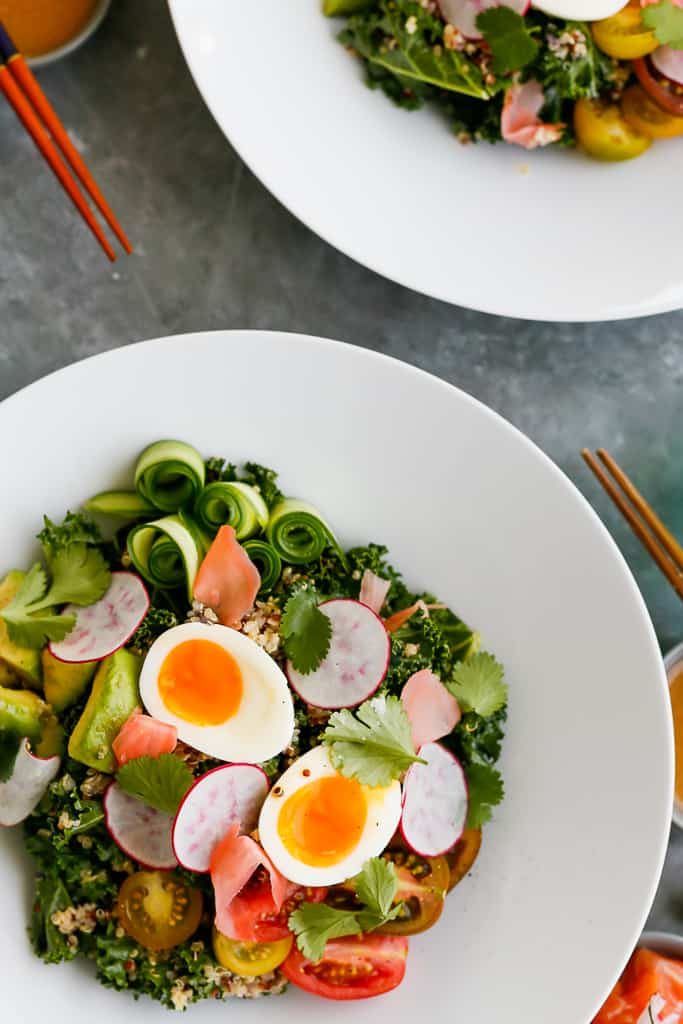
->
[48, 572, 149, 664]
[401, 742, 468, 857]
[438, 0, 529, 39]
[104, 782, 177, 869]
[401, 670, 461, 749]
[0, 740, 60, 827]
[112, 709, 177, 767]
[359, 570, 391, 615]
[287, 599, 390, 709]
[651, 46, 683, 86]
[172, 763, 269, 873]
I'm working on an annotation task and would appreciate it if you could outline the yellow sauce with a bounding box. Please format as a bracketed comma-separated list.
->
[0, 0, 99, 58]
[668, 665, 683, 805]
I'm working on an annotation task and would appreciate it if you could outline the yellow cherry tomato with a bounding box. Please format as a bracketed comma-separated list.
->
[592, 1, 658, 59]
[212, 929, 293, 977]
[574, 97, 651, 161]
[116, 872, 203, 952]
[621, 84, 683, 139]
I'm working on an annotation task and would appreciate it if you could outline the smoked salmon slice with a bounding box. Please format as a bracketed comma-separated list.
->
[193, 525, 260, 626]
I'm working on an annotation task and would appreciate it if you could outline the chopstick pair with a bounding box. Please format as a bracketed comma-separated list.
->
[582, 448, 683, 601]
[0, 21, 131, 262]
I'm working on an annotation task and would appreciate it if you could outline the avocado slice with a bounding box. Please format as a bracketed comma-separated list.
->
[68, 649, 142, 773]
[42, 649, 97, 714]
[34, 714, 66, 759]
[0, 571, 42, 690]
[323, 0, 373, 14]
[0, 685, 49, 742]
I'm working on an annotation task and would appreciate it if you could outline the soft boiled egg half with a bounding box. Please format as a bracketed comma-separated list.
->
[259, 745, 402, 887]
[139, 622, 294, 763]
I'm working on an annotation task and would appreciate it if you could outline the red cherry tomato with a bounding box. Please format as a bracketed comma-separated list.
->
[221, 873, 328, 943]
[632, 57, 683, 117]
[281, 933, 409, 1001]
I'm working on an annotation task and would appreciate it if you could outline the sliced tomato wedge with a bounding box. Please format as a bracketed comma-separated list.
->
[594, 947, 683, 1023]
[219, 872, 328, 943]
[281, 934, 409, 1001]
[622, 84, 683, 138]
[112, 709, 177, 766]
[446, 828, 482, 891]
[633, 57, 683, 117]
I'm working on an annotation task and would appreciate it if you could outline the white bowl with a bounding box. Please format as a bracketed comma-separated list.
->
[0, 330, 673, 1023]
[639, 931, 683, 959]
[663, 642, 683, 828]
[168, 2, 683, 322]
[27, 0, 111, 68]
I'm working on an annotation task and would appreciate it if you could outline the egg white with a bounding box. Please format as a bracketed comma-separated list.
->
[532, 0, 625, 21]
[139, 622, 294, 763]
[258, 745, 402, 887]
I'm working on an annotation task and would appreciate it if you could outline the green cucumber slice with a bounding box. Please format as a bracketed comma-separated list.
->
[84, 490, 156, 520]
[127, 514, 201, 598]
[134, 440, 205, 512]
[243, 540, 282, 594]
[266, 499, 344, 566]
[194, 481, 268, 540]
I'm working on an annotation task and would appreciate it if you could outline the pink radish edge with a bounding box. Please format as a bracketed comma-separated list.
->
[103, 781, 177, 871]
[400, 743, 469, 858]
[172, 763, 270, 874]
[48, 571, 150, 664]
[286, 598, 391, 710]
[651, 46, 683, 86]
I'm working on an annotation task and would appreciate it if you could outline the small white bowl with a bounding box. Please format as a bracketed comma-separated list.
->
[639, 931, 683, 959]
[663, 642, 683, 829]
[26, 0, 111, 68]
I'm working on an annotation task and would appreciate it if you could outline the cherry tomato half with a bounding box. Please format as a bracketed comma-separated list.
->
[446, 828, 482, 892]
[377, 847, 449, 935]
[633, 57, 683, 118]
[116, 871, 203, 951]
[574, 97, 651, 161]
[622, 84, 683, 138]
[592, 2, 658, 59]
[281, 934, 409, 1001]
[212, 928, 293, 977]
[221, 873, 328, 943]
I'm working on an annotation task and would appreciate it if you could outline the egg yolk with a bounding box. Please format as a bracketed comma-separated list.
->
[158, 639, 243, 726]
[277, 774, 368, 867]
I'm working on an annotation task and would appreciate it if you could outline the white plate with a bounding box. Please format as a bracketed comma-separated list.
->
[0, 330, 673, 1023]
[168, 2, 683, 322]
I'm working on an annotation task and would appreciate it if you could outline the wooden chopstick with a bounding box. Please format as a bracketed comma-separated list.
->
[581, 448, 683, 601]
[0, 20, 132, 261]
[0, 57, 116, 261]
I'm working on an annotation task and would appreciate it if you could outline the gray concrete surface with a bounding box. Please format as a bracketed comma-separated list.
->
[1, 0, 682, 946]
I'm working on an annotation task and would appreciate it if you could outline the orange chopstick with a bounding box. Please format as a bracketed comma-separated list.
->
[0, 61, 116, 262]
[6, 52, 133, 255]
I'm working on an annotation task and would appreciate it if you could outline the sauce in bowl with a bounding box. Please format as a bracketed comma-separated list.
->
[0, 0, 99, 59]
[669, 664, 683, 809]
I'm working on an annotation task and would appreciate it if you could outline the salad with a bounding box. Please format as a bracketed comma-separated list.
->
[323, 0, 683, 159]
[0, 440, 507, 1009]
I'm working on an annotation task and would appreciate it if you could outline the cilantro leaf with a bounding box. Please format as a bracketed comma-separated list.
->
[354, 856, 397, 919]
[447, 652, 507, 718]
[0, 564, 75, 648]
[281, 588, 332, 675]
[323, 695, 424, 787]
[288, 904, 362, 962]
[641, 0, 683, 48]
[466, 762, 504, 828]
[116, 754, 193, 815]
[32, 544, 111, 609]
[289, 856, 400, 961]
[476, 7, 539, 74]
[0, 731, 22, 783]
